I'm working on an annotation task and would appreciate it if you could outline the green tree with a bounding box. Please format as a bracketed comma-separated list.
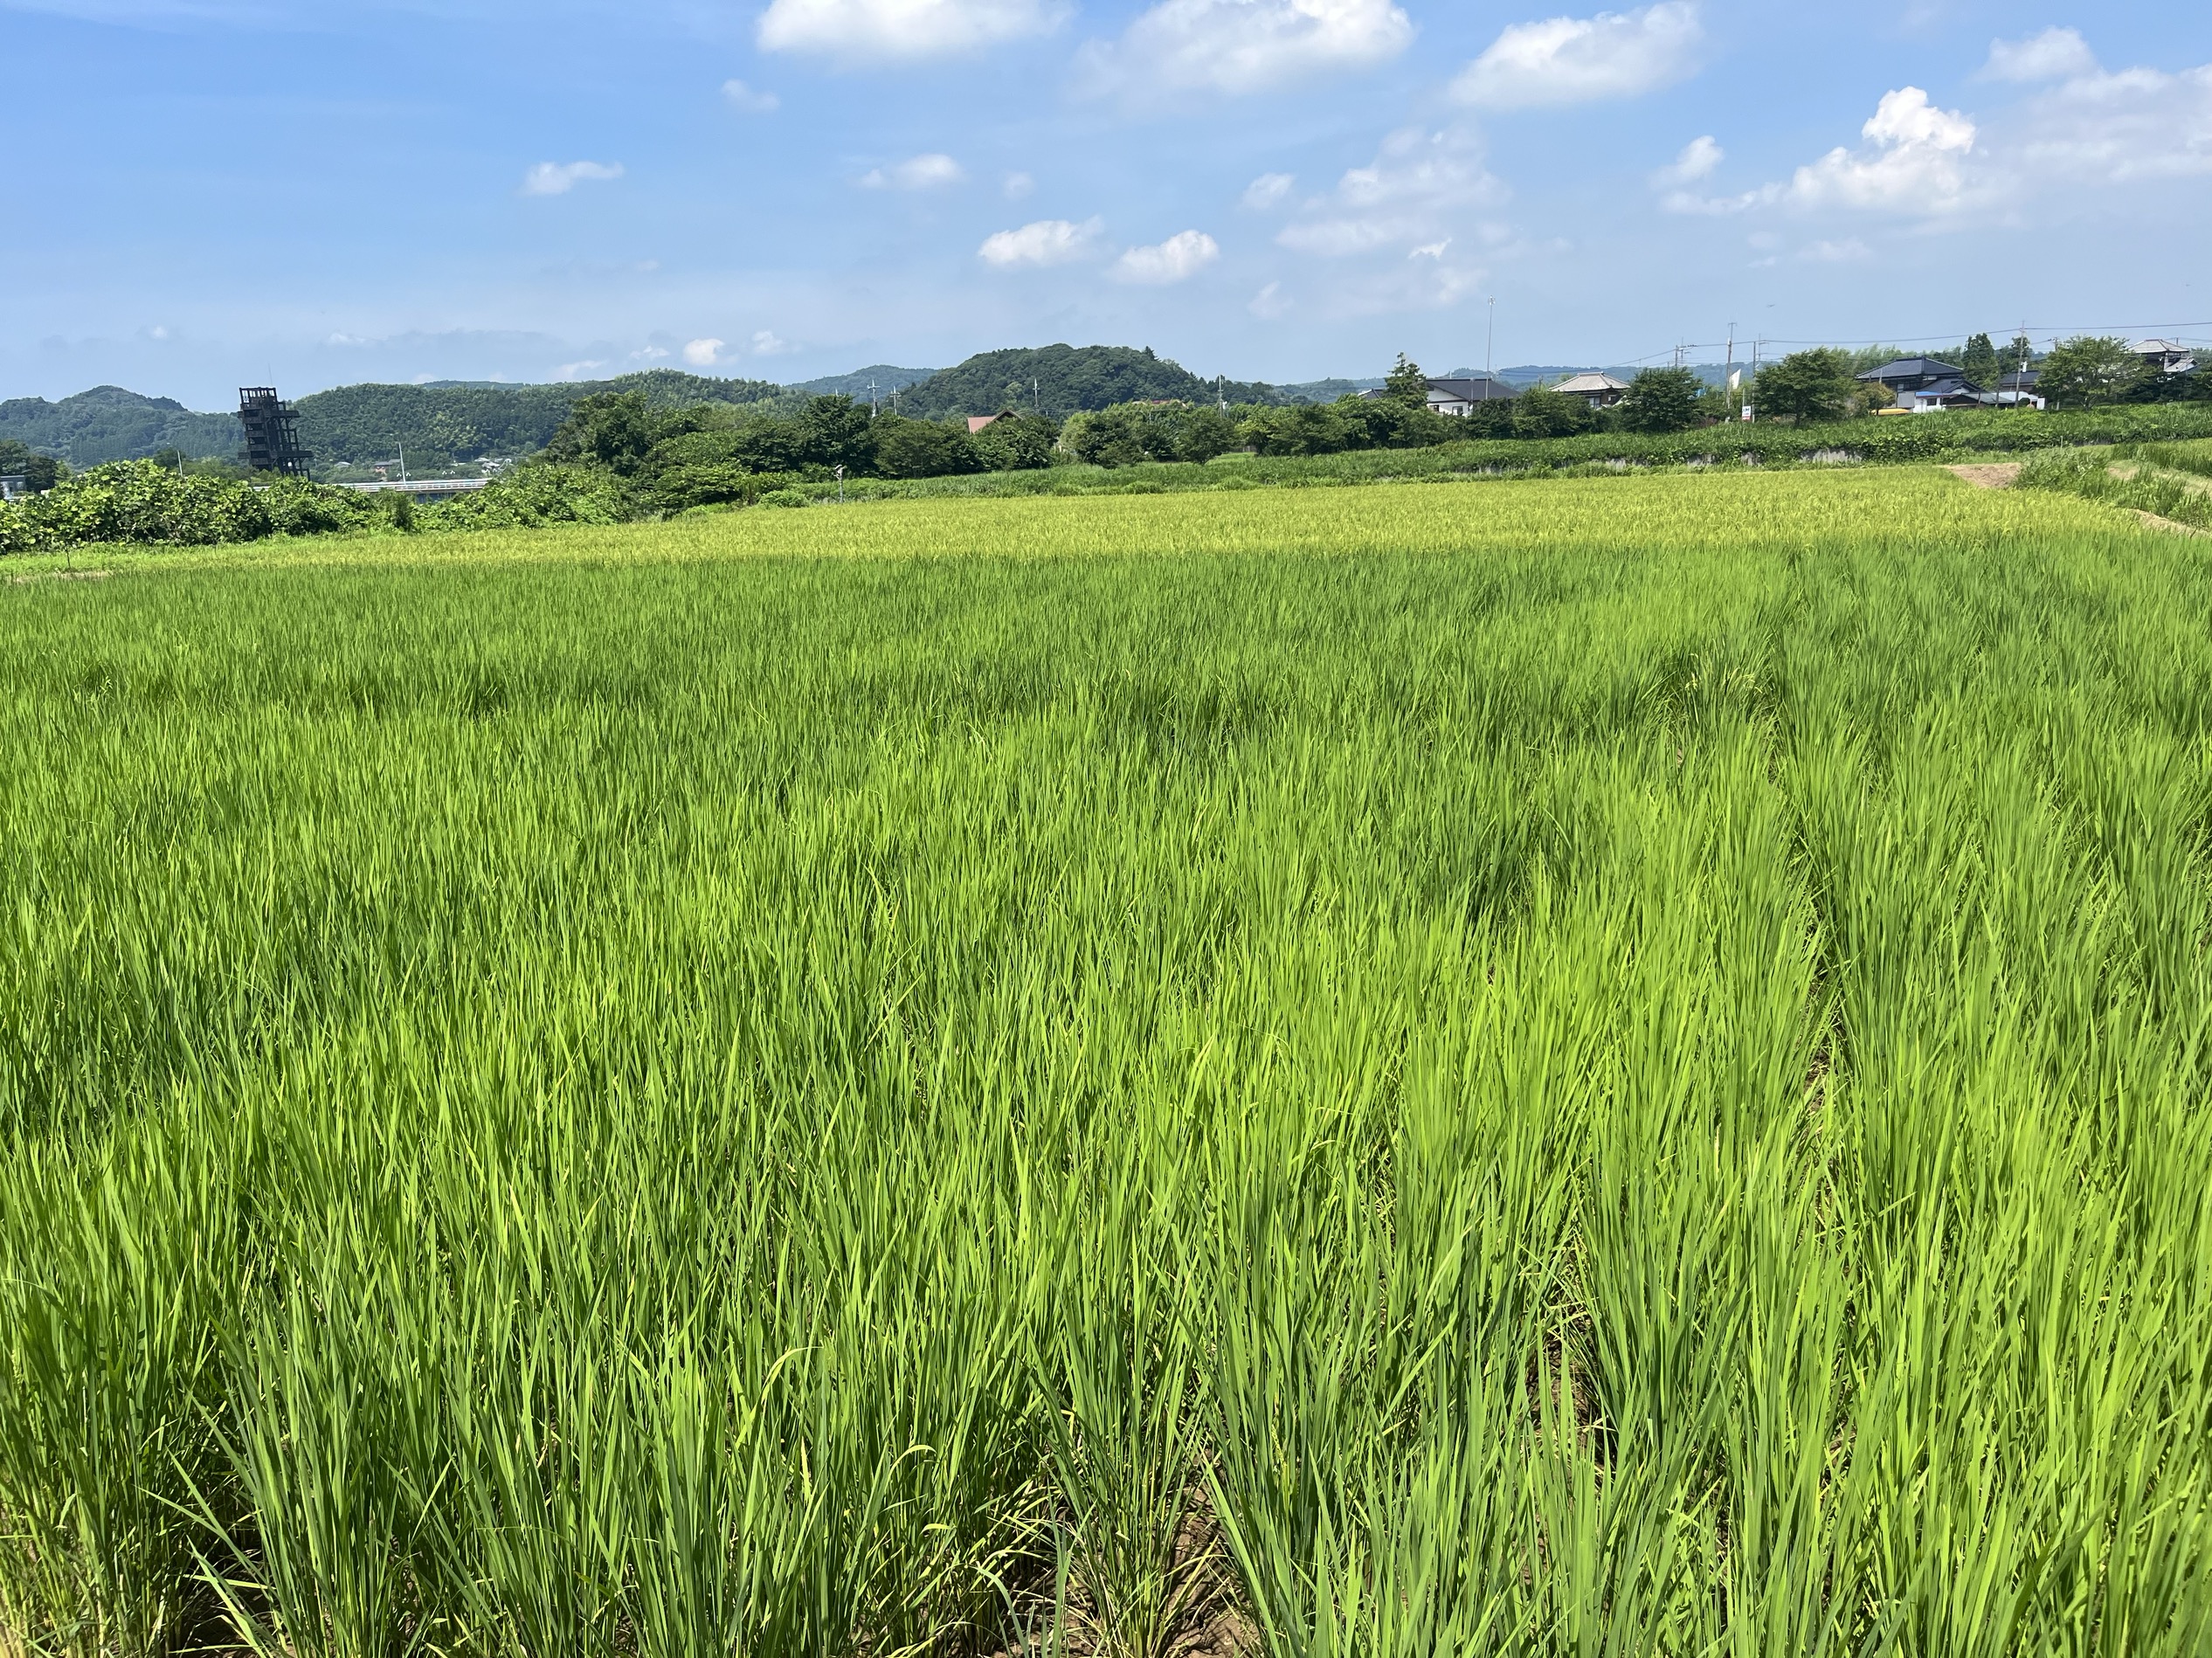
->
[543, 392, 662, 474]
[870, 416, 981, 479]
[1170, 404, 1241, 461]
[1384, 354, 1430, 409]
[0, 439, 64, 492]
[1616, 367, 1704, 433]
[1960, 333, 2001, 388]
[970, 413, 1059, 471]
[2037, 336, 2145, 407]
[1512, 383, 1593, 439]
[1752, 349, 1856, 423]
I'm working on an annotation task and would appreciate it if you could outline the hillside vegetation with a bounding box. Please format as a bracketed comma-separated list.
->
[294, 370, 786, 467]
[874, 344, 1295, 420]
[0, 387, 240, 467]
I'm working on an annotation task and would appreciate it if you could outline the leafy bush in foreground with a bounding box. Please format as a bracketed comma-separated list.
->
[0, 460, 381, 556]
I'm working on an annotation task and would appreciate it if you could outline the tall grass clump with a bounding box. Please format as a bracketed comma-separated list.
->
[1, 468, 2208, 1656]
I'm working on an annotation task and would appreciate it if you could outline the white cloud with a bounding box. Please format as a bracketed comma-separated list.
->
[522, 160, 624, 197]
[860, 152, 965, 190]
[1408, 238, 1448, 259]
[1242, 171, 1296, 209]
[751, 329, 797, 355]
[1652, 134, 1721, 186]
[1276, 126, 1507, 257]
[978, 216, 1104, 266]
[1079, 0, 1412, 100]
[630, 344, 671, 360]
[1453, 2, 1701, 109]
[2011, 59, 2212, 183]
[1800, 237, 1872, 262]
[722, 78, 781, 113]
[757, 0, 1065, 59]
[682, 338, 726, 366]
[1249, 280, 1292, 318]
[1786, 86, 1976, 212]
[1110, 229, 1221, 283]
[1982, 26, 2096, 83]
[1004, 171, 1036, 198]
[1667, 38, 2212, 226]
[553, 359, 609, 379]
[1664, 86, 1976, 217]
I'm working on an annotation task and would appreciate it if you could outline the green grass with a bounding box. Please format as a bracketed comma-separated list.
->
[3, 469, 2209, 1658]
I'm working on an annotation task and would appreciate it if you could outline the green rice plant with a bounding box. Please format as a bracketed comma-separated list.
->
[1, 467, 2208, 1657]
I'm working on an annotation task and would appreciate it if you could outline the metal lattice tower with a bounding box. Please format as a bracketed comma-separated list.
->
[238, 388, 313, 476]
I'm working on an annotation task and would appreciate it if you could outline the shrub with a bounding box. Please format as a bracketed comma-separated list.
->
[421, 465, 638, 530]
[870, 416, 983, 480]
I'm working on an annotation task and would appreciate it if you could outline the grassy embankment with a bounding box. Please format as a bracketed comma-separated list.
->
[3, 469, 2209, 1657]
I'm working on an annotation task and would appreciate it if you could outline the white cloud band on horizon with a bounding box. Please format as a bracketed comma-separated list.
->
[1078, 0, 1412, 101]
[1454, 2, 1701, 109]
[757, 0, 1066, 59]
[522, 160, 623, 197]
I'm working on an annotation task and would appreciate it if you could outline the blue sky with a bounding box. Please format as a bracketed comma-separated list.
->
[3, 0, 2209, 406]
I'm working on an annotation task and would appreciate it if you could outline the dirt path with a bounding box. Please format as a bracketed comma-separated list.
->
[2129, 509, 2211, 538]
[1946, 463, 2022, 489]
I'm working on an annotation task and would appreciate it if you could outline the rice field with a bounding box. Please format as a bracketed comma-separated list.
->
[2, 468, 2209, 1658]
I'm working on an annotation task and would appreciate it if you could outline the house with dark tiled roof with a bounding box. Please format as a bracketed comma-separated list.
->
[1360, 375, 1516, 416]
[1856, 357, 1966, 397]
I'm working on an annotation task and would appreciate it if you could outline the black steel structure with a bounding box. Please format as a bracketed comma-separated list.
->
[238, 387, 312, 475]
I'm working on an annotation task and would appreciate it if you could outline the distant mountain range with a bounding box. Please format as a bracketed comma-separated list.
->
[6, 349, 1725, 472]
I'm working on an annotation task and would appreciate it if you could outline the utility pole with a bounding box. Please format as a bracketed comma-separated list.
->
[398, 440, 407, 485]
[1485, 297, 1497, 379]
[869, 379, 879, 417]
[1725, 321, 1736, 414]
[1033, 377, 1040, 416]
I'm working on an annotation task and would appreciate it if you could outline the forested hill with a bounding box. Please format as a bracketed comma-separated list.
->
[294, 370, 785, 466]
[787, 364, 937, 399]
[896, 345, 1297, 421]
[0, 386, 241, 466]
[3, 350, 1355, 472]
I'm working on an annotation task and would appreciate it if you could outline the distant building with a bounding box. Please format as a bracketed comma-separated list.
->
[1551, 371, 1631, 410]
[1362, 375, 1515, 416]
[2134, 339, 2197, 375]
[2134, 339, 2198, 376]
[966, 415, 1000, 434]
[1895, 378, 1997, 413]
[1856, 357, 1967, 397]
[1995, 370, 2045, 411]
